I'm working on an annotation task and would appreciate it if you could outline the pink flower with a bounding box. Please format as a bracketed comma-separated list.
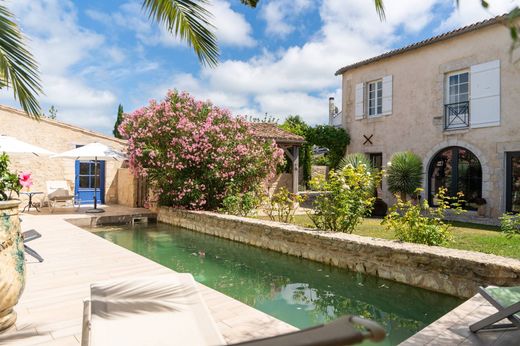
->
[19, 171, 33, 188]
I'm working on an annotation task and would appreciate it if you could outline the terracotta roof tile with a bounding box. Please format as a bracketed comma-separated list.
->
[248, 122, 305, 145]
[335, 14, 509, 76]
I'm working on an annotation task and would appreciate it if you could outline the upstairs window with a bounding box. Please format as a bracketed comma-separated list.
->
[444, 71, 470, 130]
[367, 80, 383, 117]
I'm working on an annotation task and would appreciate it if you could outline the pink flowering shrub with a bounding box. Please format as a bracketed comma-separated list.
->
[120, 90, 284, 210]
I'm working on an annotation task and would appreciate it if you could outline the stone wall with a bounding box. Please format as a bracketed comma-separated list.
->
[116, 168, 137, 207]
[0, 105, 125, 204]
[158, 207, 520, 298]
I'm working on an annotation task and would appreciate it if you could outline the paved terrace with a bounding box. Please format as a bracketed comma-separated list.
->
[0, 206, 296, 345]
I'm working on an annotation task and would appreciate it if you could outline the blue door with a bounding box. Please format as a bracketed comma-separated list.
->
[74, 160, 105, 204]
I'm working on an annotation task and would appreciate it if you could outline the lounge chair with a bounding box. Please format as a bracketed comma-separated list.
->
[45, 180, 80, 213]
[469, 286, 520, 332]
[81, 274, 385, 346]
[22, 229, 44, 262]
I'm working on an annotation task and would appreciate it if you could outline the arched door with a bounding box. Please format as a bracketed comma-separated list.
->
[428, 146, 482, 210]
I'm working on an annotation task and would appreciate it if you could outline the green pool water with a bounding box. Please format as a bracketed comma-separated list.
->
[94, 223, 463, 345]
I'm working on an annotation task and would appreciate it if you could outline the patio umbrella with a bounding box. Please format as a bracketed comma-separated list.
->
[0, 135, 55, 156]
[51, 143, 126, 213]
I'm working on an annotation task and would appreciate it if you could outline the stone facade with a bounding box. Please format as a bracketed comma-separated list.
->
[158, 208, 520, 298]
[337, 21, 520, 218]
[0, 105, 126, 205]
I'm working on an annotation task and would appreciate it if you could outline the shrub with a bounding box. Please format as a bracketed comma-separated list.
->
[382, 188, 464, 246]
[120, 90, 284, 210]
[387, 151, 423, 201]
[308, 164, 380, 233]
[263, 187, 306, 223]
[0, 153, 21, 201]
[500, 213, 520, 238]
[221, 189, 262, 217]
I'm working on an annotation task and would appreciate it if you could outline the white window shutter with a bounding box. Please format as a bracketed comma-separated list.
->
[470, 60, 500, 128]
[382, 75, 393, 115]
[355, 83, 364, 119]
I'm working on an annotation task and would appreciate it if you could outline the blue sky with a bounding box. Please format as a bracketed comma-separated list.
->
[1, 0, 519, 135]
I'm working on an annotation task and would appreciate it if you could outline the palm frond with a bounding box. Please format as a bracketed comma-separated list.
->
[240, 0, 259, 8]
[0, 5, 42, 119]
[374, 0, 386, 21]
[142, 0, 219, 67]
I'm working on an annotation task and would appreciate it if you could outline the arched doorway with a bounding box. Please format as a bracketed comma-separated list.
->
[428, 146, 482, 210]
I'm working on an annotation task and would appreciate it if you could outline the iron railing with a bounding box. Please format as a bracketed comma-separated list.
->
[444, 101, 469, 130]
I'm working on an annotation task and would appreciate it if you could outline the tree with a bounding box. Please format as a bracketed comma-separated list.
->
[113, 104, 124, 139]
[0, 5, 42, 118]
[280, 116, 312, 187]
[307, 125, 350, 169]
[47, 105, 58, 120]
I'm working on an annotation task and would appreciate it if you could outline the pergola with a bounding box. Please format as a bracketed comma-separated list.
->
[249, 122, 305, 193]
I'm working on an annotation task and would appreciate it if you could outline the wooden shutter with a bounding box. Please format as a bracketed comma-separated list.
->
[382, 75, 393, 115]
[470, 60, 500, 128]
[355, 83, 364, 119]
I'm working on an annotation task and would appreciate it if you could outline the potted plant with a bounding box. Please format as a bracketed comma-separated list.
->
[0, 152, 24, 332]
[475, 197, 487, 217]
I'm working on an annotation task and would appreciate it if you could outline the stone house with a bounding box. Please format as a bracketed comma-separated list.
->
[334, 15, 520, 218]
[0, 105, 129, 207]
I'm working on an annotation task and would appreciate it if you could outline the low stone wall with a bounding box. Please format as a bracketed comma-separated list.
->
[158, 207, 520, 298]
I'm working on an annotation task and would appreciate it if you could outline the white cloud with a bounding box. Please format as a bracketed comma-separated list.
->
[438, 0, 520, 32]
[210, 0, 256, 47]
[261, 0, 313, 37]
[2, 0, 118, 132]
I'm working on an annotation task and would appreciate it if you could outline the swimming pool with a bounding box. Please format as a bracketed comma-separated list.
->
[94, 222, 463, 345]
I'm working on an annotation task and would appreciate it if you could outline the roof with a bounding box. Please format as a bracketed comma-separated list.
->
[335, 14, 508, 76]
[0, 104, 126, 145]
[248, 122, 305, 145]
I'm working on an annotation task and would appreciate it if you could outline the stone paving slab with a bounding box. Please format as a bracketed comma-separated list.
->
[0, 208, 296, 345]
[401, 293, 520, 345]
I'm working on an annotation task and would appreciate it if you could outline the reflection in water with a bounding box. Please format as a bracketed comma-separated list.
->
[95, 223, 462, 346]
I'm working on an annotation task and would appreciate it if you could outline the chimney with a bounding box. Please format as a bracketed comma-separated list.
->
[329, 97, 335, 117]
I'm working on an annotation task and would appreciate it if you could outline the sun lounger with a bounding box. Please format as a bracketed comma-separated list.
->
[469, 286, 520, 332]
[22, 229, 44, 262]
[81, 273, 386, 346]
[46, 180, 80, 213]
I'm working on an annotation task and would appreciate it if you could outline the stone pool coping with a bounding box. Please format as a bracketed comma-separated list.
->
[158, 208, 520, 298]
[0, 209, 296, 345]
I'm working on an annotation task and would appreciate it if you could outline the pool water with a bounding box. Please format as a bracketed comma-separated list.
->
[94, 223, 462, 345]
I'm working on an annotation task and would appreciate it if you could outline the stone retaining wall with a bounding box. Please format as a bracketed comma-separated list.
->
[158, 208, 520, 298]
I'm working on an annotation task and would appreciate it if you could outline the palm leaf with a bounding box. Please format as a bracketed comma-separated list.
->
[0, 5, 42, 118]
[142, 0, 219, 67]
[374, 0, 386, 20]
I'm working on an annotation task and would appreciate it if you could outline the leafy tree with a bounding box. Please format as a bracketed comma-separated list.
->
[113, 104, 124, 139]
[387, 151, 423, 201]
[280, 116, 312, 187]
[47, 105, 58, 120]
[307, 125, 350, 169]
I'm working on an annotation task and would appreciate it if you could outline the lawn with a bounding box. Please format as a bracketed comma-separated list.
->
[257, 214, 520, 260]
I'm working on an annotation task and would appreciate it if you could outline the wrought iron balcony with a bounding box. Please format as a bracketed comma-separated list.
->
[444, 101, 469, 130]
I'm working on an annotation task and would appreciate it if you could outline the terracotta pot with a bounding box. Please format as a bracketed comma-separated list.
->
[0, 200, 25, 332]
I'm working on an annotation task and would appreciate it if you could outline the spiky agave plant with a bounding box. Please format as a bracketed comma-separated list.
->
[387, 151, 423, 201]
[339, 153, 373, 172]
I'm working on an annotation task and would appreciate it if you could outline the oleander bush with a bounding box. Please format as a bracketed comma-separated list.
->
[0, 153, 21, 201]
[120, 90, 284, 210]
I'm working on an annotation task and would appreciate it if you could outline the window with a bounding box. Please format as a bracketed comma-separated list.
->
[428, 146, 482, 210]
[367, 80, 383, 117]
[444, 71, 470, 129]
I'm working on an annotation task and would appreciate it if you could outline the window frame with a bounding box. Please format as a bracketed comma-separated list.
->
[366, 79, 383, 117]
[445, 69, 470, 105]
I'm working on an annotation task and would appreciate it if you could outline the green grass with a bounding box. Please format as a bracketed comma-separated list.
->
[257, 214, 520, 260]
